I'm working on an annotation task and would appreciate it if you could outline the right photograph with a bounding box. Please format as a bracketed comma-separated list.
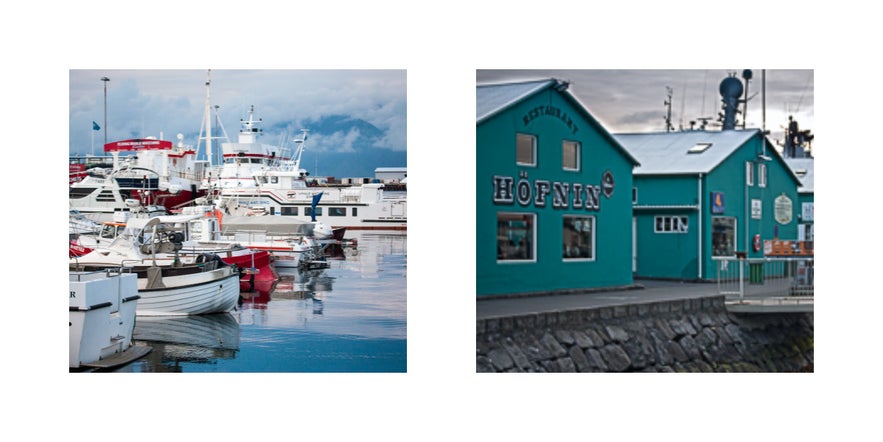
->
[476, 69, 814, 373]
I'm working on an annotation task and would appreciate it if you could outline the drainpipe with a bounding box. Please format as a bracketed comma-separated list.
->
[698, 173, 703, 280]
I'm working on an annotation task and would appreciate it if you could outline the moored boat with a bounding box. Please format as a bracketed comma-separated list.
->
[70, 269, 150, 369]
[70, 217, 241, 316]
[69, 137, 209, 222]
[204, 107, 407, 230]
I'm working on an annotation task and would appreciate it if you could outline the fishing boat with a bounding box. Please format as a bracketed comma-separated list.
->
[205, 106, 407, 230]
[71, 210, 277, 292]
[70, 269, 151, 370]
[70, 217, 241, 316]
[69, 137, 209, 222]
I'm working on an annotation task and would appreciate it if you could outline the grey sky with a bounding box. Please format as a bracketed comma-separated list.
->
[477, 69, 814, 152]
[69, 69, 407, 157]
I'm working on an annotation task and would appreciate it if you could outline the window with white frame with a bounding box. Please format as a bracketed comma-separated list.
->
[654, 216, 689, 233]
[758, 163, 767, 187]
[746, 162, 754, 186]
[712, 216, 737, 257]
[562, 140, 580, 171]
[516, 133, 537, 166]
[497, 212, 535, 261]
[563, 215, 595, 260]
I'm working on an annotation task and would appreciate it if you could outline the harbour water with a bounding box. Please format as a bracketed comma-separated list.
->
[114, 231, 407, 373]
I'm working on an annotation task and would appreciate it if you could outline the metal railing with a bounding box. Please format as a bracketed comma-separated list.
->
[716, 257, 814, 301]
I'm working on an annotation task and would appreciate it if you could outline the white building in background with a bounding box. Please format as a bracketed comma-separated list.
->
[375, 167, 406, 183]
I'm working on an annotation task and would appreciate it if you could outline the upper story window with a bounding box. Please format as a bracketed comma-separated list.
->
[745, 162, 754, 186]
[758, 163, 767, 188]
[562, 140, 580, 171]
[516, 133, 536, 166]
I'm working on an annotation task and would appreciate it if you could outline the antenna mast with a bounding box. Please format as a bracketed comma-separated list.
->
[664, 86, 674, 132]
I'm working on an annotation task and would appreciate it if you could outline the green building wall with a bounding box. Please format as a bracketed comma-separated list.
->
[477, 88, 635, 297]
[633, 175, 700, 279]
[633, 133, 802, 281]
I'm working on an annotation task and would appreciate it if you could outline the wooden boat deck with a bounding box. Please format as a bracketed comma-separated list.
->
[79, 344, 152, 370]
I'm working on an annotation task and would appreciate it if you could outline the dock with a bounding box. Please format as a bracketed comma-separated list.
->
[477, 278, 812, 320]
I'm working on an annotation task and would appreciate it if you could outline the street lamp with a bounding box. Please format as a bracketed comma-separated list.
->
[101, 77, 110, 146]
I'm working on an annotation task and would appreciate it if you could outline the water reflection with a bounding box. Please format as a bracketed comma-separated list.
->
[117, 231, 407, 372]
[121, 313, 240, 372]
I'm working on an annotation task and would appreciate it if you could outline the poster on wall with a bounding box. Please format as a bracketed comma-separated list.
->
[802, 202, 814, 222]
[711, 192, 725, 214]
[774, 193, 793, 224]
[751, 199, 762, 219]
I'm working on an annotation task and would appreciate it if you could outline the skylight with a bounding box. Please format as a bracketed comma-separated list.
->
[687, 142, 712, 154]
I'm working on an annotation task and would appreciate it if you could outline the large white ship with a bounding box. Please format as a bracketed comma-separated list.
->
[206, 106, 406, 230]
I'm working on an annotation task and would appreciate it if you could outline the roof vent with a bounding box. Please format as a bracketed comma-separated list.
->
[687, 142, 712, 154]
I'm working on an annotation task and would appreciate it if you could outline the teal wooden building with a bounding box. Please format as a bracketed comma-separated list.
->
[476, 79, 639, 297]
[615, 129, 804, 281]
[785, 158, 814, 243]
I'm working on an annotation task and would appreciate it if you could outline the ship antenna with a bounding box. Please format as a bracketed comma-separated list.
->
[664, 86, 674, 132]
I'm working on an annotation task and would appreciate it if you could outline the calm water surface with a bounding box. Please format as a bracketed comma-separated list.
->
[115, 231, 407, 373]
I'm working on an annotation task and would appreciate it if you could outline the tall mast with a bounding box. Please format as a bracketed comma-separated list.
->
[204, 69, 213, 166]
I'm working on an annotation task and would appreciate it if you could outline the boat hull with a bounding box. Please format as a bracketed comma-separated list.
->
[69, 271, 140, 368]
[135, 268, 241, 316]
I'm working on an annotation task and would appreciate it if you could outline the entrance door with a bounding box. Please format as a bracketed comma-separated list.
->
[632, 216, 637, 273]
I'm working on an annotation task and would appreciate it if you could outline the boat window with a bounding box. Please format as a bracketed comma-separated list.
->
[282, 207, 298, 216]
[352, 207, 358, 217]
[329, 207, 346, 216]
[100, 224, 116, 239]
[563, 215, 595, 260]
[497, 212, 535, 262]
[306, 207, 323, 217]
[271, 176, 279, 184]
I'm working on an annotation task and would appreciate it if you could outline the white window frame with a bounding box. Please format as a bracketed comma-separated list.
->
[562, 140, 580, 172]
[746, 162, 754, 186]
[496, 212, 536, 263]
[758, 163, 767, 188]
[562, 215, 596, 261]
[654, 216, 689, 233]
[516, 133, 537, 167]
[711, 216, 738, 258]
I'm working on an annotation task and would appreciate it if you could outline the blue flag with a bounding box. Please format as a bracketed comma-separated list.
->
[310, 192, 323, 222]
[92, 121, 100, 131]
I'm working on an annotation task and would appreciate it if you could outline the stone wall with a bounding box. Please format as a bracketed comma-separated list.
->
[476, 296, 813, 372]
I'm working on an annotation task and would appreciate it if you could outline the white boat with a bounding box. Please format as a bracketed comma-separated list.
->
[205, 107, 406, 230]
[69, 136, 210, 222]
[70, 269, 150, 369]
[70, 217, 241, 316]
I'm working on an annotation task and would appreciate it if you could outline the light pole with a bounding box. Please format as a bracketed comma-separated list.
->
[101, 77, 110, 146]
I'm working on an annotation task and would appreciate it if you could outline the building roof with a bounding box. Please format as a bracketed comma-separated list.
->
[477, 78, 639, 167]
[614, 130, 761, 175]
[374, 167, 406, 173]
[785, 158, 814, 193]
[476, 79, 555, 123]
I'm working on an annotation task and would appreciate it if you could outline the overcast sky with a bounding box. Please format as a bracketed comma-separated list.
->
[69, 69, 407, 158]
[477, 69, 814, 152]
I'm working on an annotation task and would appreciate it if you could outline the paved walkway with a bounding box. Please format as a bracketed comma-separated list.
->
[476, 279, 813, 319]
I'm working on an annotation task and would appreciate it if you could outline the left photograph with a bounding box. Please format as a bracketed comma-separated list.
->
[69, 69, 407, 372]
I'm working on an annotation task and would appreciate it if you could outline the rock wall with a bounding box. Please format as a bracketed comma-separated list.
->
[476, 296, 813, 372]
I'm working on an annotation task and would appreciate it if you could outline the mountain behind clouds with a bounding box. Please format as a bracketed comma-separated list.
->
[273, 114, 406, 180]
